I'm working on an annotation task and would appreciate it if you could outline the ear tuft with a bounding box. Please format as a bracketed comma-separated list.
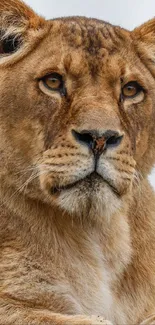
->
[0, 33, 22, 54]
[0, 0, 45, 30]
[0, 0, 46, 60]
[133, 18, 155, 42]
[132, 18, 155, 77]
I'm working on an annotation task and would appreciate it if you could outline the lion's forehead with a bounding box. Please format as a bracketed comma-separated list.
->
[49, 18, 131, 54]
[38, 18, 132, 79]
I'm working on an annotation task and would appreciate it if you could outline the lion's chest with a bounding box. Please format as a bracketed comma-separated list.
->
[53, 243, 114, 318]
[69, 266, 113, 317]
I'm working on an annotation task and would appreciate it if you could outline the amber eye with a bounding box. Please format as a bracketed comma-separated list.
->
[42, 73, 64, 92]
[122, 81, 143, 99]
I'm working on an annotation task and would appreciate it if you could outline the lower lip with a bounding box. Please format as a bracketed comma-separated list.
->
[50, 173, 120, 197]
[51, 173, 100, 195]
[51, 178, 84, 195]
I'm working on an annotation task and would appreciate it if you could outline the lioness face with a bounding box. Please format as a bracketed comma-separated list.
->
[1, 12, 155, 218]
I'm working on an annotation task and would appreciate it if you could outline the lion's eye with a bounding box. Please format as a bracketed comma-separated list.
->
[122, 81, 143, 99]
[42, 73, 65, 93]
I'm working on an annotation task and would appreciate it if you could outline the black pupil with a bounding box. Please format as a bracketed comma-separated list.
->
[51, 78, 58, 83]
[128, 86, 135, 90]
[48, 74, 62, 88]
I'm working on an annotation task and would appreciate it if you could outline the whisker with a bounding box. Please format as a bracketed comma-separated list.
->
[106, 156, 135, 168]
[0, 169, 48, 209]
[132, 170, 143, 199]
[115, 167, 135, 175]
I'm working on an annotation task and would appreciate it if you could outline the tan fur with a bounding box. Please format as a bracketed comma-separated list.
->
[0, 1, 155, 324]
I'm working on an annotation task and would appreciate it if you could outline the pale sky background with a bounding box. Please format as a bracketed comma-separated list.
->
[24, 0, 155, 188]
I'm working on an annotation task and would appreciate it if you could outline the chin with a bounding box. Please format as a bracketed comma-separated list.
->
[47, 175, 123, 221]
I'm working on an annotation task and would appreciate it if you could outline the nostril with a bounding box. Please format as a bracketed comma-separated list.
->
[72, 129, 123, 153]
[106, 134, 123, 148]
[72, 130, 94, 147]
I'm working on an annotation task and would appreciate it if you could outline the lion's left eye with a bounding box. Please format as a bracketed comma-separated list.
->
[122, 81, 143, 99]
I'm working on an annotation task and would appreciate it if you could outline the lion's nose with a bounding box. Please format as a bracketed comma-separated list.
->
[72, 129, 123, 156]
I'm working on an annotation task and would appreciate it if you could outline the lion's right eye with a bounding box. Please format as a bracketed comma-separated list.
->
[40, 73, 66, 96]
[43, 73, 63, 90]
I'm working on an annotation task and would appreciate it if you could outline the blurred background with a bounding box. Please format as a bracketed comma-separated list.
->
[24, 0, 155, 187]
[24, 0, 155, 30]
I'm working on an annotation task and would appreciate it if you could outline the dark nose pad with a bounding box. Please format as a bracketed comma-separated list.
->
[72, 129, 123, 156]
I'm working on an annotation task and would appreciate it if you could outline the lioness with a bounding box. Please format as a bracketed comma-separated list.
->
[1, 1, 155, 324]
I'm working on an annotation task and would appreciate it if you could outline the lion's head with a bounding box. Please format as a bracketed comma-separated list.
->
[0, 0, 155, 220]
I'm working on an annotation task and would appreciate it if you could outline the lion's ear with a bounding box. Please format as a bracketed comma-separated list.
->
[0, 0, 46, 63]
[132, 19, 155, 77]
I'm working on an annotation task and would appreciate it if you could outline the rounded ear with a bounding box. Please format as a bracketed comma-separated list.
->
[133, 18, 155, 41]
[0, 0, 46, 64]
[132, 18, 155, 77]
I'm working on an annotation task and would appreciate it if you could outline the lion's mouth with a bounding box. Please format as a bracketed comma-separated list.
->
[51, 172, 120, 197]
